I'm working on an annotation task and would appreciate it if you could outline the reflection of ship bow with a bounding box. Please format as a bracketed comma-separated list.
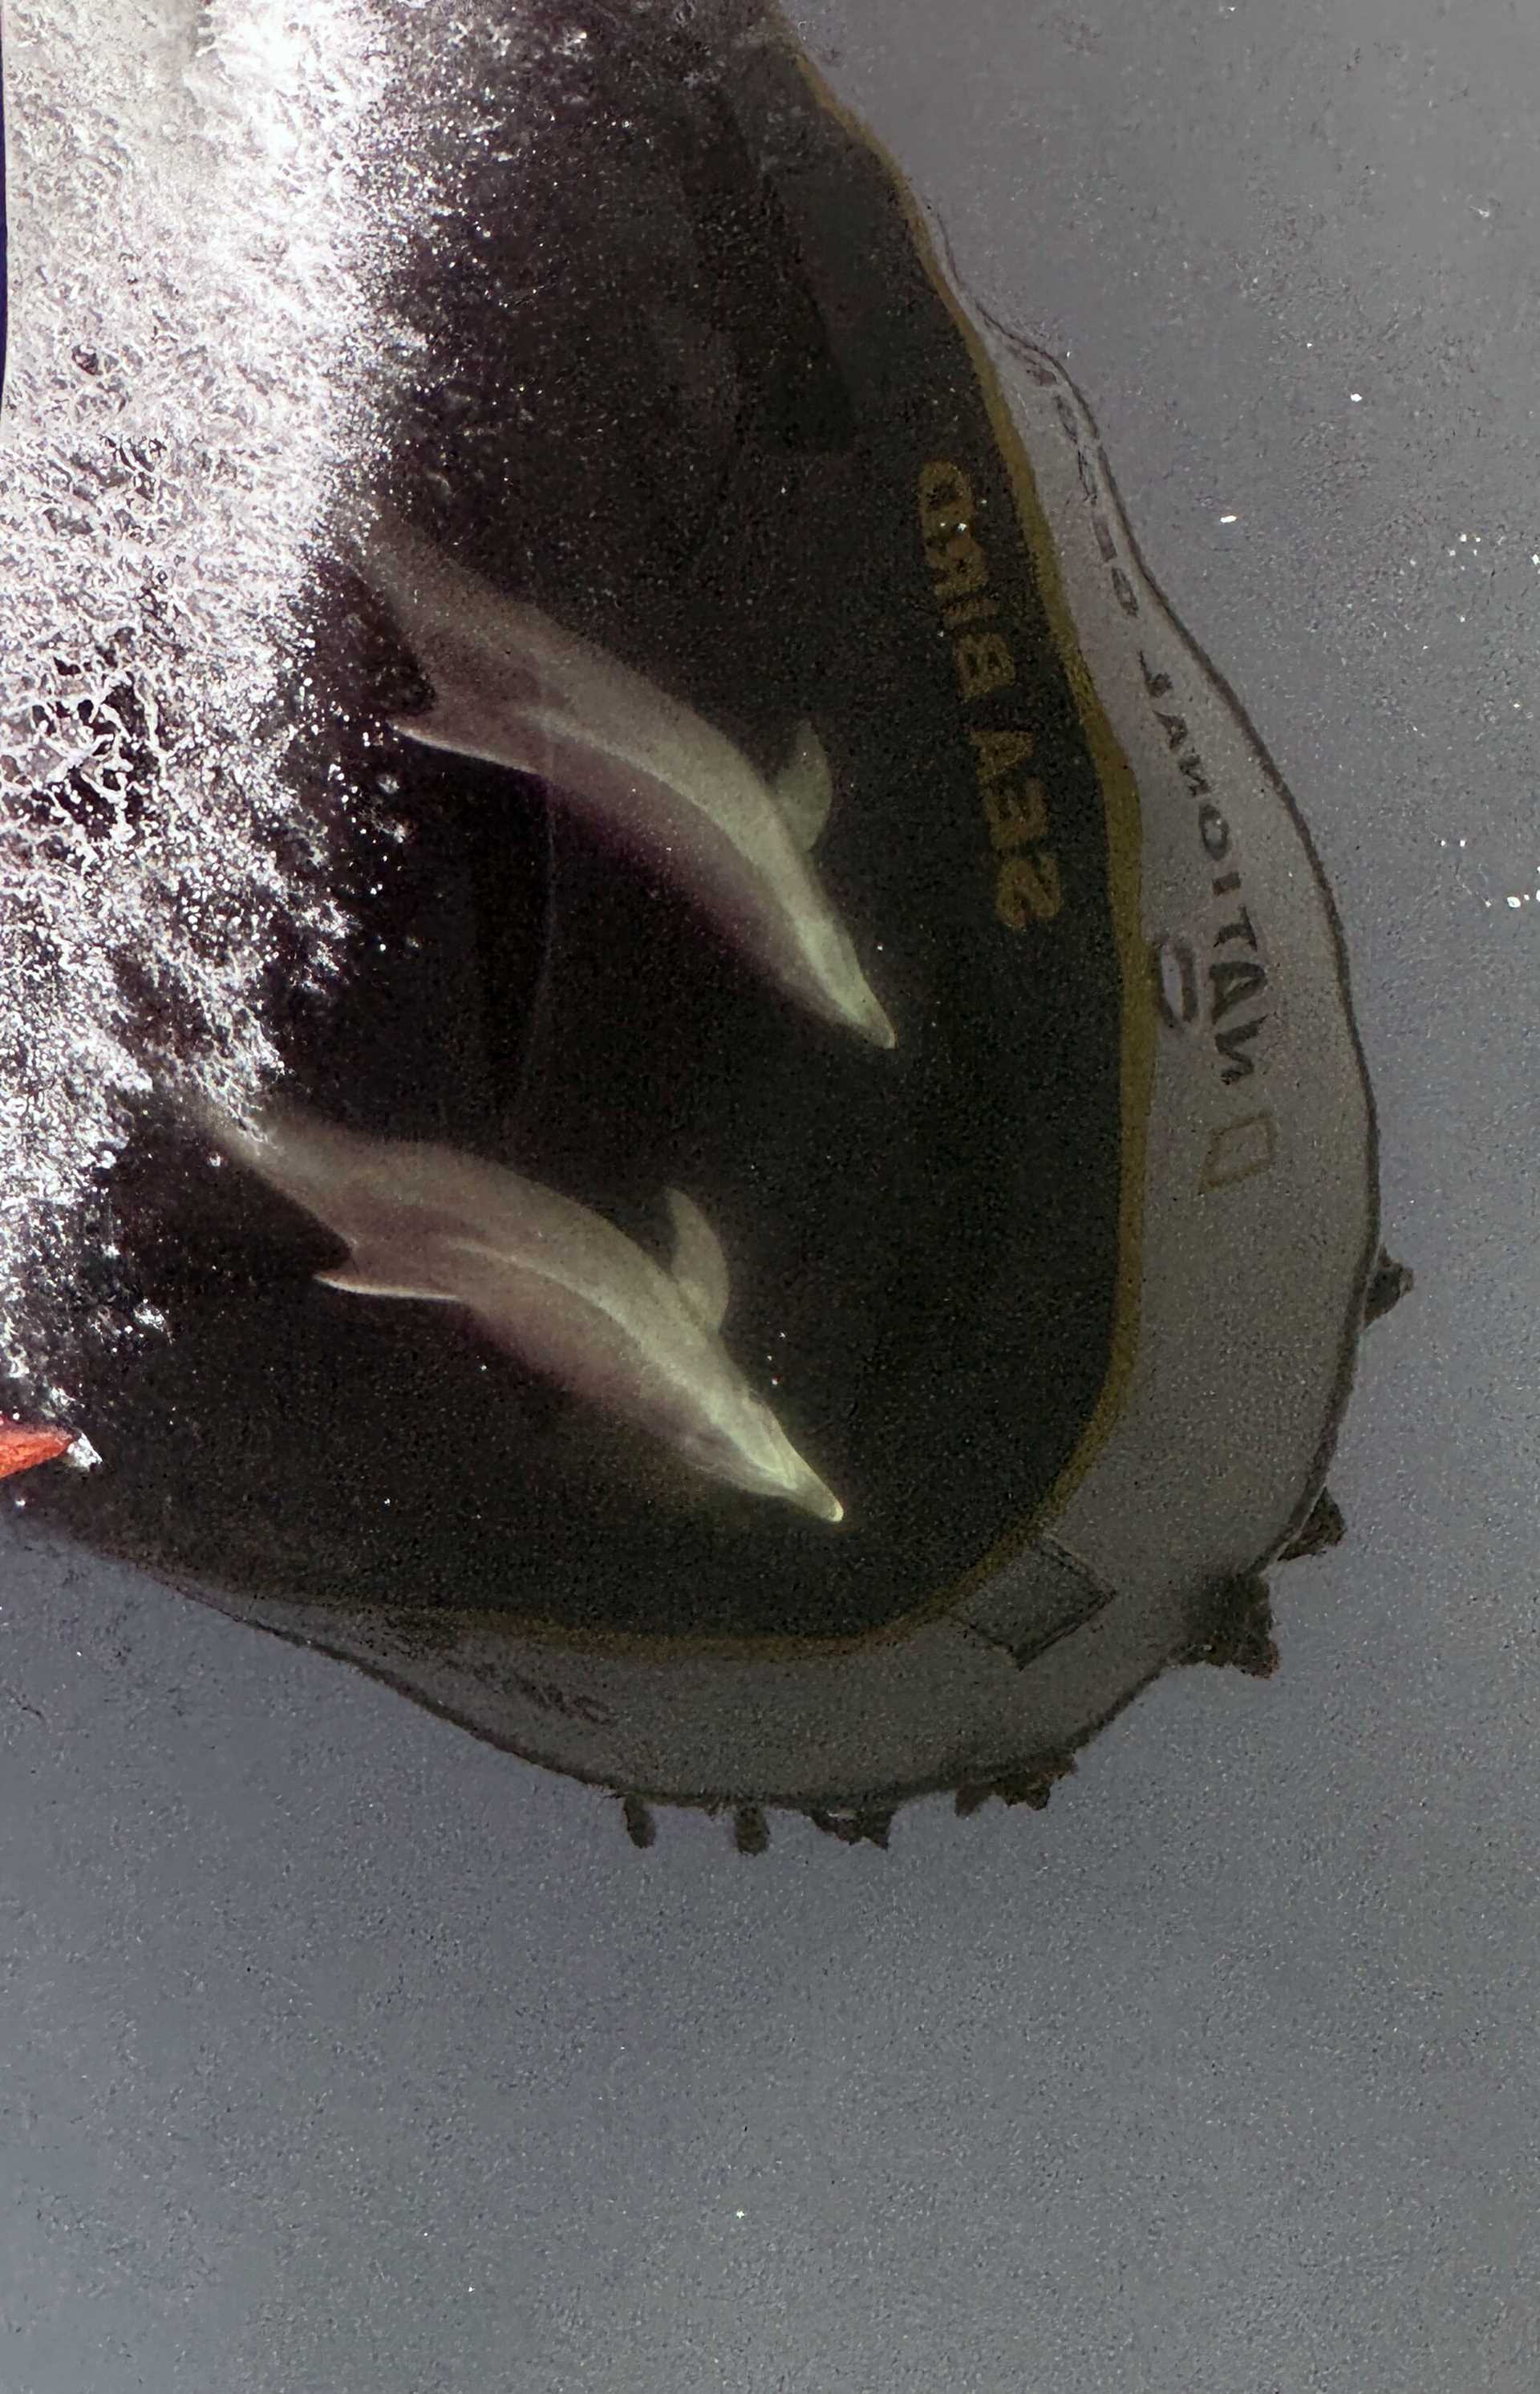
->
[199, 308, 1388, 1844]
[8, 3, 1403, 1853]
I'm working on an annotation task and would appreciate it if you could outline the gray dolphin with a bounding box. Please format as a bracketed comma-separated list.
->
[361, 508, 897, 1051]
[200, 1100, 845, 1523]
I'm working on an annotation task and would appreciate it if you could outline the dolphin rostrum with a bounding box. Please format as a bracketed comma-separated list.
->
[361, 507, 897, 1051]
[200, 1100, 845, 1523]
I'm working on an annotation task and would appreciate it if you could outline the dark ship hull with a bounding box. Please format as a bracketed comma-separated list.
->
[2, 5, 1398, 1844]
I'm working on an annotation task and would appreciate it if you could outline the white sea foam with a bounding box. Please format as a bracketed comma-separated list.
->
[0, 0, 402, 1407]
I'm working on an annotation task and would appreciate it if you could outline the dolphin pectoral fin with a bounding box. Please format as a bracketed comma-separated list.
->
[389, 678, 552, 776]
[772, 719, 834, 850]
[388, 692, 503, 764]
[314, 1260, 460, 1305]
[663, 1189, 731, 1330]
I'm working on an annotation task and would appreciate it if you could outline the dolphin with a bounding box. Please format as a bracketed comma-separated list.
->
[359, 507, 897, 1051]
[199, 1100, 845, 1523]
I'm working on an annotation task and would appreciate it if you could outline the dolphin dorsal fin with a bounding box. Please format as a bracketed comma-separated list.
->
[663, 1189, 731, 1329]
[772, 719, 833, 850]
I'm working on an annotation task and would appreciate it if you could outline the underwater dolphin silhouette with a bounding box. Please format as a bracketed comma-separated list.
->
[199, 1100, 845, 1523]
[361, 508, 897, 1051]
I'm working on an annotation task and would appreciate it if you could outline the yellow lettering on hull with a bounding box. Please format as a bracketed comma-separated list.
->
[918, 460, 1064, 929]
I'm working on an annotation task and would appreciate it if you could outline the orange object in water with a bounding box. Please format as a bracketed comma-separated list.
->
[0, 1420, 73, 1482]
